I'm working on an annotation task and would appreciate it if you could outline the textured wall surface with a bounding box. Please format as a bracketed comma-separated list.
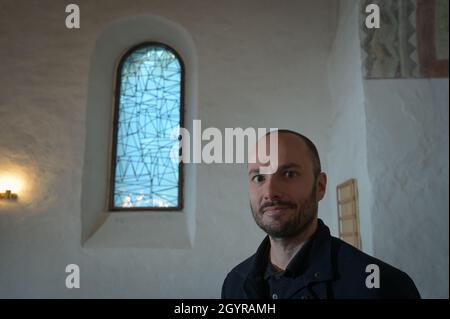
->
[325, 0, 449, 298]
[365, 79, 449, 298]
[325, 0, 374, 254]
[0, 0, 337, 298]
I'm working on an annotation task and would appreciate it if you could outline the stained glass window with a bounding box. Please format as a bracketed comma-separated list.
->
[110, 43, 183, 210]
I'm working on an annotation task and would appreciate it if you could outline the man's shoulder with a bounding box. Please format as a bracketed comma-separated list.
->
[224, 253, 257, 282]
[329, 236, 420, 298]
[331, 236, 404, 273]
[221, 253, 258, 299]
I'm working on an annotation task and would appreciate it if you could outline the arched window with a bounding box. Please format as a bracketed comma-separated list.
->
[110, 43, 184, 211]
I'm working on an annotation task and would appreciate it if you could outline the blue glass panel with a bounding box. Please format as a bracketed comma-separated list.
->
[113, 45, 181, 208]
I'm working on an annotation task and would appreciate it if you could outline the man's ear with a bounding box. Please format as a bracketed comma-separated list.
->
[316, 172, 327, 201]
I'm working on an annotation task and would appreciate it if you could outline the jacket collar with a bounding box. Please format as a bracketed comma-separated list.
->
[243, 218, 335, 299]
[243, 236, 271, 298]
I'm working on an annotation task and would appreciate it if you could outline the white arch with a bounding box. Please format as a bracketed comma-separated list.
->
[81, 15, 198, 248]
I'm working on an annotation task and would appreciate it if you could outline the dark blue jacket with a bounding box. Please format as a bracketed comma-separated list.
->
[222, 219, 420, 299]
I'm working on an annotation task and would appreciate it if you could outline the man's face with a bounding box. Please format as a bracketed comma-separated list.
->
[248, 133, 326, 238]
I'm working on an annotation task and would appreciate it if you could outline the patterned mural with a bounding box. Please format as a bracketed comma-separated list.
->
[360, 0, 448, 78]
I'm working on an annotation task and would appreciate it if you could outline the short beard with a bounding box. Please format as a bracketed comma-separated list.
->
[250, 183, 318, 239]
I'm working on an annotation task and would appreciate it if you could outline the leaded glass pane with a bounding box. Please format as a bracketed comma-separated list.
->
[112, 44, 182, 209]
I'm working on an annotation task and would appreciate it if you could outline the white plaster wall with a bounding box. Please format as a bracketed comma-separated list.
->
[324, 0, 449, 298]
[0, 0, 337, 298]
[324, 0, 374, 254]
[364, 79, 449, 298]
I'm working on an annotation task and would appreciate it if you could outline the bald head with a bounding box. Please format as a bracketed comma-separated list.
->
[249, 130, 322, 179]
[265, 130, 321, 178]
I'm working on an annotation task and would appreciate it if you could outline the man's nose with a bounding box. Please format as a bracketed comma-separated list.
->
[263, 176, 282, 201]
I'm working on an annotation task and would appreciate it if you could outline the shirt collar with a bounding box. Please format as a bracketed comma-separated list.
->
[250, 218, 334, 280]
[244, 219, 335, 298]
[263, 229, 316, 280]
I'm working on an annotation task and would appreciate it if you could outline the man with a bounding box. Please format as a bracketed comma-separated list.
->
[221, 130, 420, 299]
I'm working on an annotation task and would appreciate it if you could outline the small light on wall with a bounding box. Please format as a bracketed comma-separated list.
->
[0, 175, 23, 201]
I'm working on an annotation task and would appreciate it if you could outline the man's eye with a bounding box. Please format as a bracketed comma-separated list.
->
[252, 175, 265, 183]
[284, 170, 298, 178]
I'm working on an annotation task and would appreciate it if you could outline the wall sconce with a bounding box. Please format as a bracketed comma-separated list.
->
[0, 175, 23, 201]
[0, 190, 18, 200]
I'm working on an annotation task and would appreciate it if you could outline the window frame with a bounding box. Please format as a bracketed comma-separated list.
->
[108, 42, 185, 212]
[336, 178, 361, 249]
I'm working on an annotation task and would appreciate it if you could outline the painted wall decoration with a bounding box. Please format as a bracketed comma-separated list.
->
[361, 0, 448, 78]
